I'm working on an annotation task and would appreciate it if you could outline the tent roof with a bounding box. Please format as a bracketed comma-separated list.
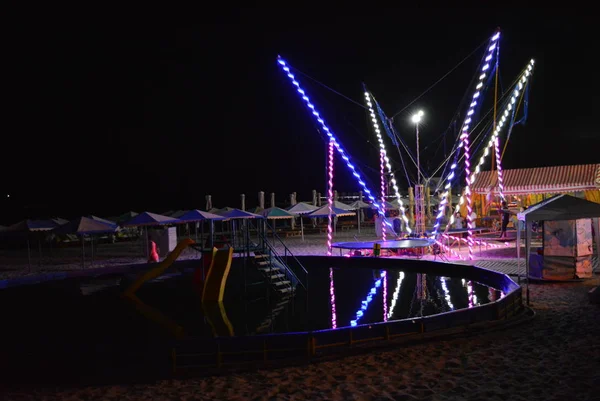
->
[247, 206, 264, 214]
[219, 208, 263, 219]
[518, 194, 600, 222]
[472, 164, 600, 195]
[177, 209, 225, 222]
[113, 211, 138, 223]
[347, 200, 370, 210]
[370, 201, 398, 210]
[171, 210, 189, 218]
[122, 211, 179, 227]
[332, 200, 353, 210]
[89, 215, 118, 228]
[55, 216, 117, 235]
[307, 205, 356, 218]
[287, 202, 318, 214]
[261, 207, 294, 219]
[5, 219, 59, 232]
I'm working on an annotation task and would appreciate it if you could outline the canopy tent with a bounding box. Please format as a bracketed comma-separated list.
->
[347, 200, 371, 235]
[54, 216, 117, 268]
[347, 200, 370, 210]
[218, 209, 263, 220]
[177, 209, 225, 248]
[307, 206, 356, 218]
[370, 201, 398, 211]
[55, 217, 118, 236]
[517, 195, 600, 300]
[286, 202, 318, 214]
[122, 212, 179, 227]
[2, 219, 62, 270]
[261, 207, 294, 219]
[247, 206, 264, 214]
[473, 164, 600, 195]
[111, 211, 138, 224]
[332, 200, 353, 211]
[89, 215, 118, 229]
[287, 203, 318, 241]
[170, 210, 189, 218]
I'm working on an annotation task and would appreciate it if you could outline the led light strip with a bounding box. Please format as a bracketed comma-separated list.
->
[364, 92, 411, 233]
[327, 139, 337, 329]
[432, 30, 501, 237]
[387, 271, 405, 320]
[278, 57, 385, 217]
[327, 139, 335, 255]
[440, 277, 454, 311]
[380, 150, 387, 240]
[350, 271, 386, 327]
[451, 59, 535, 220]
[329, 267, 337, 329]
[382, 269, 388, 322]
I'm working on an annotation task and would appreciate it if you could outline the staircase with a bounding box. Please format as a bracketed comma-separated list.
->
[253, 250, 294, 296]
[254, 292, 294, 333]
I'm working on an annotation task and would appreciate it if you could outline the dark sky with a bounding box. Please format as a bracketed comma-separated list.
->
[2, 8, 598, 223]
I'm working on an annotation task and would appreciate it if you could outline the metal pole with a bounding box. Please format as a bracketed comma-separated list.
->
[416, 123, 420, 185]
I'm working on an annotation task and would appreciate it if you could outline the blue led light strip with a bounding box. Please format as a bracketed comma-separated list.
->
[431, 30, 501, 238]
[277, 56, 384, 215]
[351, 271, 386, 327]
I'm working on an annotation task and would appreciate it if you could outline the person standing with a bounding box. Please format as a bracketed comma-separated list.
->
[499, 201, 512, 239]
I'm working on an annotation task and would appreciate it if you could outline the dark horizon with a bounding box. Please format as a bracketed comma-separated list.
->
[2, 8, 598, 224]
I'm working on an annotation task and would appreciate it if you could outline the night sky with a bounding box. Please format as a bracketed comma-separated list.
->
[2, 8, 597, 223]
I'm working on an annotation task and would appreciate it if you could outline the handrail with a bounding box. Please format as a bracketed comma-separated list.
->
[249, 220, 308, 291]
[262, 220, 308, 277]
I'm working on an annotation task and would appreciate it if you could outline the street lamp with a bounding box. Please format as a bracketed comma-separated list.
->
[411, 110, 424, 184]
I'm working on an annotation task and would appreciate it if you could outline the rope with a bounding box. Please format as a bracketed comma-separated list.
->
[391, 38, 490, 119]
[289, 66, 367, 110]
[501, 81, 529, 160]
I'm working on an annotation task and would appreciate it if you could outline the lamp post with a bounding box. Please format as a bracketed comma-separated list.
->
[411, 110, 424, 185]
[411, 110, 425, 236]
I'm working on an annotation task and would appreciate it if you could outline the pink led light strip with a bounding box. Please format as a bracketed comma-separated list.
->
[327, 139, 334, 256]
[462, 131, 474, 260]
[327, 139, 337, 329]
[380, 151, 387, 241]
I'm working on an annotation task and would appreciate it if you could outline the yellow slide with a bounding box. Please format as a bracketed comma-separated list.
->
[122, 240, 235, 339]
[122, 238, 197, 339]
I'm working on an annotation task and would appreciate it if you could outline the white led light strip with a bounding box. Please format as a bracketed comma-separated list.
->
[365, 92, 412, 233]
[451, 59, 535, 219]
[431, 30, 501, 238]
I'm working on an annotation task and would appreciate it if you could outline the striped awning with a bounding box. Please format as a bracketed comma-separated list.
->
[472, 164, 600, 195]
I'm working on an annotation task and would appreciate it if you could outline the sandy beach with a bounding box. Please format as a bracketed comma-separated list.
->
[1, 230, 599, 400]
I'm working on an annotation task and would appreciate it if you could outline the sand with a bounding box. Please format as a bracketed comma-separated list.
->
[2, 230, 599, 400]
[4, 278, 599, 400]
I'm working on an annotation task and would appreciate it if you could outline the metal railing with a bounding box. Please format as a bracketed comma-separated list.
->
[253, 220, 308, 291]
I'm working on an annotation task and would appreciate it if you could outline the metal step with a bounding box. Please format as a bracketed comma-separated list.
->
[273, 280, 291, 287]
[269, 274, 285, 279]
